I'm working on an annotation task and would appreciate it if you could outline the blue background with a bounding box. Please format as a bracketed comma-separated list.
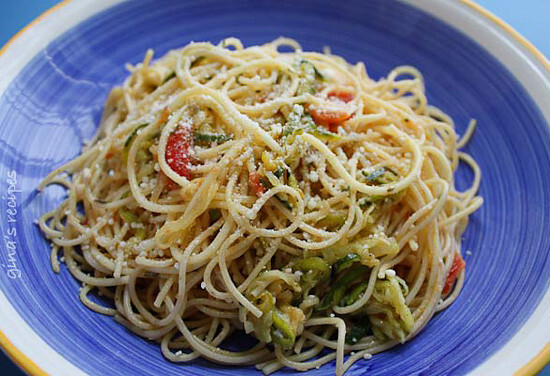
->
[0, 1, 548, 375]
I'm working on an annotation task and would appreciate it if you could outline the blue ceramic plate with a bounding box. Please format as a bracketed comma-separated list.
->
[0, 0, 549, 375]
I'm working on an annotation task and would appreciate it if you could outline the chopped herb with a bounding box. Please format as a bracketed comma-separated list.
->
[294, 257, 331, 280]
[258, 176, 293, 210]
[343, 280, 370, 306]
[331, 265, 369, 306]
[316, 212, 346, 229]
[259, 176, 271, 191]
[275, 195, 293, 210]
[274, 166, 286, 179]
[316, 264, 369, 311]
[332, 253, 360, 275]
[362, 166, 399, 185]
[124, 123, 149, 148]
[119, 209, 140, 223]
[358, 196, 383, 209]
[295, 59, 322, 95]
[311, 127, 340, 142]
[283, 105, 315, 137]
[134, 227, 146, 240]
[345, 316, 372, 345]
[288, 172, 299, 190]
[193, 132, 232, 146]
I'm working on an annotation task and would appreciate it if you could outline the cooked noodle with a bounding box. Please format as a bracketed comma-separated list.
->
[37, 38, 482, 375]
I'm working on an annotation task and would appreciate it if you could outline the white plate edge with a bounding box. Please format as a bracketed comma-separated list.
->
[402, 1, 550, 374]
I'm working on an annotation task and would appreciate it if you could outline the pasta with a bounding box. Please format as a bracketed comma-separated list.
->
[37, 38, 483, 375]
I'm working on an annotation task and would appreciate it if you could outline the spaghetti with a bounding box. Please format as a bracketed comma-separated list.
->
[37, 38, 483, 375]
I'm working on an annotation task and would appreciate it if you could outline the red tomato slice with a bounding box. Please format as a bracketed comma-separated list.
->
[309, 108, 352, 132]
[442, 253, 466, 294]
[328, 90, 354, 103]
[249, 172, 267, 197]
[309, 90, 355, 132]
[159, 106, 171, 124]
[164, 122, 192, 189]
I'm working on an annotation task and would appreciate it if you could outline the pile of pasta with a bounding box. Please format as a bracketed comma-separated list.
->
[38, 38, 482, 375]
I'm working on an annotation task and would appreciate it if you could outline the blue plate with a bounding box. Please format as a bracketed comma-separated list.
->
[0, 0, 549, 375]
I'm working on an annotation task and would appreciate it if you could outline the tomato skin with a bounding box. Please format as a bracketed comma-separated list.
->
[249, 172, 267, 197]
[159, 106, 171, 124]
[309, 108, 351, 132]
[442, 253, 466, 294]
[328, 90, 354, 103]
[164, 122, 192, 189]
[309, 90, 355, 132]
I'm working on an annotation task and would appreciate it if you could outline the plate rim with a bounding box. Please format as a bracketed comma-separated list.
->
[0, 0, 548, 374]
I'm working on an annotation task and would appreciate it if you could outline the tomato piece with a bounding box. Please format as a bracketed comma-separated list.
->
[249, 172, 267, 197]
[328, 90, 354, 103]
[309, 108, 351, 132]
[165, 122, 192, 187]
[442, 253, 465, 294]
[309, 91, 354, 132]
[159, 106, 171, 124]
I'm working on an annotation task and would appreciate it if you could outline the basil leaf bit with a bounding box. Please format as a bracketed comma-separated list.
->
[193, 132, 232, 146]
[124, 123, 149, 148]
[258, 175, 293, 210]
[332, 253, 360, 275]
[345, 316, 372, 345]
[363, 166, 399, 185]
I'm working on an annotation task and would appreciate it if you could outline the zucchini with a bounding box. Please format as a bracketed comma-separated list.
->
[124, 123, 149, 148]
[294, 257, 331, 280]
[271, 310, 295, 348]
[362, 166, 399, 185]
[345, 316, 372, 345]
[193, 132, 231, 146]
[259, 176, 293, 210]
[332, 253, 360, 274]
[331, 265, 369, 305]
[316, 212, 346, 230]
[316, 264, 369, 311]
[343, 280, 370, 306]
[311, 127, 340, 142]
[119, 208, 140, 223]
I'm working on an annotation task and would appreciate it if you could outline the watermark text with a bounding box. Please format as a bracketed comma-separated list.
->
[3, 170, 21, 279]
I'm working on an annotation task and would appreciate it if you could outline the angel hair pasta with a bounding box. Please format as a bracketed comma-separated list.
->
[37, 38, 483, 375]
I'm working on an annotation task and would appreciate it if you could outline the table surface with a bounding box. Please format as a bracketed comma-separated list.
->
[0, 1, 549, 375]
